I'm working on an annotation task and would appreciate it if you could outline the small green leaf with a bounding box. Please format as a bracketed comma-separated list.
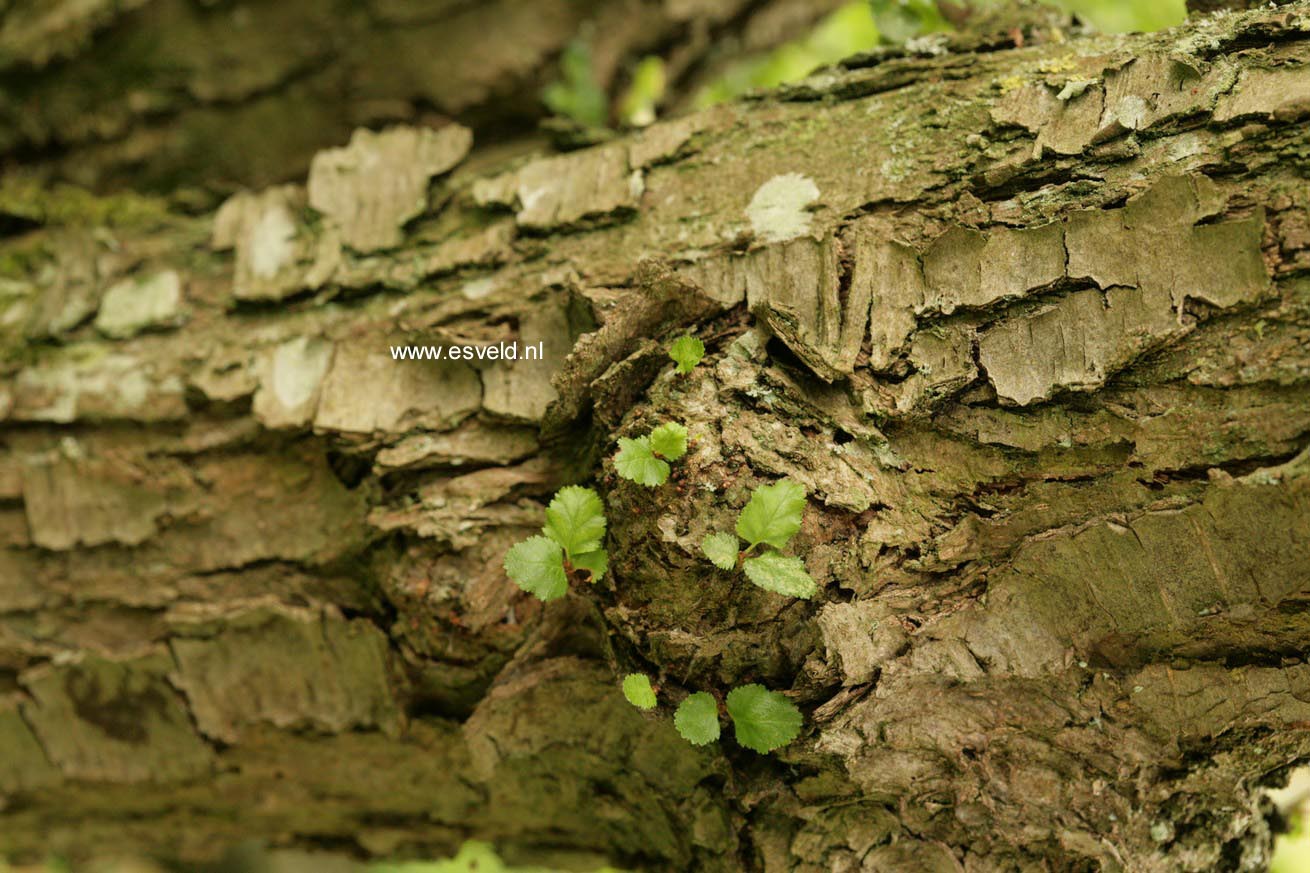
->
[614, 436, 670, 486]
[542, 38, 608, 129]
[622, 673, 657, 710]
[649, 422, 688, 461]
[669, 335, 705, 373]
[571, 548, 608, 582]
[543, 485, 606, 557]
[503, 536, 568, 601]
[726, 684, 802, 753]
[674, 692, 721, 746]
[701, 532, 740, 570]
[736, 479, 806, 549]
[618, 54, 667, 126]
[742, 552, 817, 599]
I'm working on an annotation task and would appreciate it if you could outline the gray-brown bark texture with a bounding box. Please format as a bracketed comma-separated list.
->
[3, 3, 1310, 872]
[0, 0, 848, 197]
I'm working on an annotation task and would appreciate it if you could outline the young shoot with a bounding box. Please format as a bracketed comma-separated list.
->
[668, 335, 705, 373]
[622, 673, 658, 710]
[673, 684, 802, 753]
[700, 478, 817, 599]
[503, 485, 608, 601]
[614, 421, 688, 486]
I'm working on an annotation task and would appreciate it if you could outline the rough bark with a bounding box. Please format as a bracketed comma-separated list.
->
[0, 0, 847, 198]
[1187, 0, 1296, 14]
[3, 4, 1310, 872]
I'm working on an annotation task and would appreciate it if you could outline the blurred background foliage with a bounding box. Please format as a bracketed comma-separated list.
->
[686, 0, 1188, 108]
[1271, 769, 1310, 873]
[549, 0, 1190, 131]
[693, 0, 1190, 105]
[0, 842, 624, 873]
[1273, 816, 1310, 873]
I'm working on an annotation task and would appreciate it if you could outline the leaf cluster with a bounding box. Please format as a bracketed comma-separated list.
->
[621, 675, 802, 754]
[503, 486, 608, 601]
[614, 421, 688, 487]
[700, 479, 817, 598]
[674, 685, 802, 753]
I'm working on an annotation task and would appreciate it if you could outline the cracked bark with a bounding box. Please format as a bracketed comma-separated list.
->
[0, 0, 849, 199]
[3, 3, 1310, 872]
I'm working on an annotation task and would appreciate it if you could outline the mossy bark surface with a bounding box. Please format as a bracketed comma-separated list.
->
[3, 4, 1310, 872]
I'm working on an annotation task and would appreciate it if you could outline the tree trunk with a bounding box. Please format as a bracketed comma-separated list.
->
[3, 4, 1310, 872]
[0, 0, 848, 198]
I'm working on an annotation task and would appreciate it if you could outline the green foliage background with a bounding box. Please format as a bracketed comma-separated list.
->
[695, 0, 1187, 107]
[552, 0, 1191, 128]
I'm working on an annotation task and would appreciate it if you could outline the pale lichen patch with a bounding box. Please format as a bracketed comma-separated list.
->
[11, 347, 187, 423]
[252, 335, 333, 428]
[215, 186, 317, 302]
[461, 276, 497, 300]
[248, 202, 297, 280]
[94, 269, 183, 338]
[745, 173, 820, 243]
[20, 230, 120, 340]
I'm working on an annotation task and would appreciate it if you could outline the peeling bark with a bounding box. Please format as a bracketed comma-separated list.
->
[3, 4, 1310, 872]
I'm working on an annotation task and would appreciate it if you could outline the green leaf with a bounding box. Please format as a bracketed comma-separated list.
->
[614, 436, 670, 486]
[618, 54, 667, 126]
[503, 536, 568, 601]
[542, 38, 608, 129]
[726, 684, 802, 753]
[622, 673, 657, 710]
[668, 335, 705, 373]
[571, 548, 608, 583]
[674, 692, 720, 746]
[701, 532, 740, 570]
[543, 486, 606, 557]
[736, 479, 806, 549]
[649, 422, 688, 461]
[742, 552, 817, 599]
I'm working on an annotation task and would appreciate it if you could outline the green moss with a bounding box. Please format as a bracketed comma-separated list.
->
[0, 238, 51, 278]
[0, 178, 169, 229]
